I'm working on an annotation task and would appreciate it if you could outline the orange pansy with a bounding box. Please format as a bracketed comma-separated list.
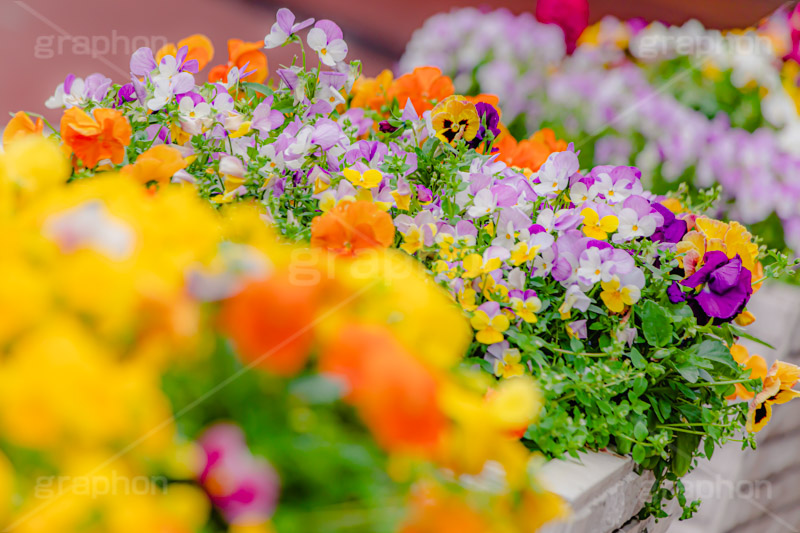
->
[351, 69, 394, 112]
[209, 39, 268, 85]
[495, 128, 568, 172]
[388, 66, 454, 113]
[60, 107, 132, 168]
[2, 111, 44, 147]
[727, 344, 768, 401]
[220, 272, 319, 376]
[157, 34, 215, 71]
[320, 325, 446, 453]
[121, 145, 187, 185]
[310, 200, 395, 256]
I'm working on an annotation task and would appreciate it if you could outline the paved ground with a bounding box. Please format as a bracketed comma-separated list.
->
[0, 0, 784, 122]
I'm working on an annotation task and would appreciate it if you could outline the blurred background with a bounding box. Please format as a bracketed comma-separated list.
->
[0, 0, 785, 121]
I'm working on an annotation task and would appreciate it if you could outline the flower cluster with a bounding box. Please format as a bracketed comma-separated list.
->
[399, 6, 800, 253]
[7, 4, 800, 524]
[0, 136, 563, 532]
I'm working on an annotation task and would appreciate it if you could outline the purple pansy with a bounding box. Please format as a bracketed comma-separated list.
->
[667, 251, 753, 323]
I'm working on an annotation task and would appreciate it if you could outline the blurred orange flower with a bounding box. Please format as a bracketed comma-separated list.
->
[209, 39, 268, 85]
[157, 34, 215, 71]
[2, 111, 43, 147]
[60, 107, 132, 168]
[310, 200, 395, 256]
[320, 325, 446, 453]
[351, 69, 394, 112]
[220, 272, 318, 376]
[400, 485, 493, 533]
[389, 66, 454, 113]
[495, 128, 567, 172]
[121, 145, 188, 185]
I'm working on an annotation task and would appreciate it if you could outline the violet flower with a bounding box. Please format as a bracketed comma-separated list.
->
[667, 251, 753, 323]
[265, 8, 315, 49]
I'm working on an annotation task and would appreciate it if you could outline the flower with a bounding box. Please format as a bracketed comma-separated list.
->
[220, 273, 318, 376]
[2, 111, 43, 147]
[389, 66, 454, 113]
[156, 34, 215, 71]
[533, 149, 579, 196]
[467, 102, 502, 148]
[580, 207, 619, 240]
[535, 0, 590, 53]
[431, 96, 480, 145]
[60, 107, 132, 168]
[746, 360, 800, 432]
[310, 201, 395, 255]
[600, 275, 640, 313]
[121, 145, 188, 185]
[320, 325, 446, 453]
[197, 423, 280, 524]
[667, 251, 754, 323]
[307, 20, 348, 67]
[209, 39, 268, 85]
[677, 217, 760, 277]
[495, 128, 567, 171]
[486, 341, 526, 378]
[264, 8, 315, 49]
[727, 344, 768, 401]
[342, 167, 383, 188]
[509, 289, 542, 323]
[470, 302, 510, 344]
[351, 70, 394, 111]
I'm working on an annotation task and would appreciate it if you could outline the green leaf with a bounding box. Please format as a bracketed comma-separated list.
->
[633, 376, 648, 396]
[695, 340, 738, 370]
[676, 364, 700, 383]
[634, 420, 649, 441]
[640, 301, 673, 347]
[671, 433, 700, 477]
[628, 347, 646, 369]
[704, 437, 715, 460]
[632, 443, 646, 464]
[241, 82, 273, 95]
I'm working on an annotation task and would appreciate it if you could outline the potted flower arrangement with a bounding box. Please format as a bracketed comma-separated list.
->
[3, 5, 800, 532]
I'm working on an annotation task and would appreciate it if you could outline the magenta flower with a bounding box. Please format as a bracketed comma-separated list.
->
[667, 251, 753, 323]
[197, 423, 280, 526]
[535, 0, 589, 53]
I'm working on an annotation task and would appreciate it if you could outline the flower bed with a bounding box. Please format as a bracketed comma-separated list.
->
[399, 5, 800, 254]
[3, 5, 800, 532]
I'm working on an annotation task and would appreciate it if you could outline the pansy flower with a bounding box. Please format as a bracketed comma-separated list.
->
[746, 360, 800, 432]
[264, 8, 315, 49]
[60, 107, 132, 168]
[388, 66, 454, 113]
[667, 251, 753, 323]
[307, 20, 348, 67]
[2, 112, 43, 147]
[727, 344, 768, 401]
[470, 302, 511, 344]
[310, 200, 395, 255]
[509, 289, 543, 323]
[431, 96, 480, 146]
[45, 73, 112, 109]
[580, 207, 618, 240]
[599, 275, 641, 313]
[533, 149, 579, 197]
[156, 35, 215, 71]
[209, 39, 268, 85]
[486, 341, 526, 378]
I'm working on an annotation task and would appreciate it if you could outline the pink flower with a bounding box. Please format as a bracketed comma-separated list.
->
[535, 0, 590, 54]
[197, 423, 280, 525]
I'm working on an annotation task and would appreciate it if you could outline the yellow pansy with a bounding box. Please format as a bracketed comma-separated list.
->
[599, 276, 640, 313]
[581, 207, 618, 240]
[342, 167, 383, 188]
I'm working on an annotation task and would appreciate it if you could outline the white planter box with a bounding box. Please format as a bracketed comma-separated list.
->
[540, 451, 679, 533]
